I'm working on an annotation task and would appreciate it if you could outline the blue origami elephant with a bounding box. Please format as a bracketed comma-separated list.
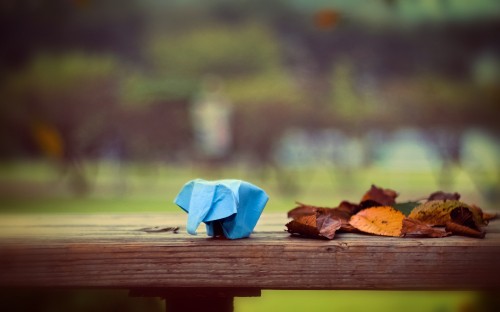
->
[174, 179, 269, 239]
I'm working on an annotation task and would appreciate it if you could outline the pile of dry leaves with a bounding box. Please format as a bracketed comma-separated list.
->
[286, 185, 497, 239]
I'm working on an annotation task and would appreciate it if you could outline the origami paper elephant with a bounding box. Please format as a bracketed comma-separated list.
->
[174, 179, 269, 239]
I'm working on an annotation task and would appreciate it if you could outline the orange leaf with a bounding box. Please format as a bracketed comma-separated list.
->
[349, 206, 405, 237]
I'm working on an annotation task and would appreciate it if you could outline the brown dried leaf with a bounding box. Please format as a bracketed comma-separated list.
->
[286, 215, 318, 237]
[482, 211, 497, 222]
[449, 206, 477, 229]
[468, 204, 496, 225]
[360, 199, 388, 209]
[349, 206, 405, 237]
[287, 202, 332, 218]
[337, 200, 362, 215]
[330, 201, 361, 232]
[400, 218, 450, 238]
[427, 191, 461, 201]
[316, 212, 342, 239]
[288, 201, 360, 233]
[445, 221, 485, 238]
[337, 222, 359, 233]
[361, 184, 398, 206]
[286, 211, 341, 240]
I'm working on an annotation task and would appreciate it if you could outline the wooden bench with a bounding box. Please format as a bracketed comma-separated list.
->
[0, 213, 499, 311]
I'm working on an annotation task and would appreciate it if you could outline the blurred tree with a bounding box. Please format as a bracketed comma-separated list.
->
[0, 0, 145, 73]
[121, 23, 304, 163]
[380, 73, 500, 193]
[0, 53, 120, 194]
[148, 24, 282, 79]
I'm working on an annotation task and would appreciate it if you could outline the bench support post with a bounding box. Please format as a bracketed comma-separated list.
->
[130, 287, 261, 312]
[165, 296, 233, 312]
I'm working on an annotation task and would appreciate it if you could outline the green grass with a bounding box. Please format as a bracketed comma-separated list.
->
[237, 290, 479, 312]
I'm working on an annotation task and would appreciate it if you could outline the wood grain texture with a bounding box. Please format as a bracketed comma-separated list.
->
[0, 213, 499, 290]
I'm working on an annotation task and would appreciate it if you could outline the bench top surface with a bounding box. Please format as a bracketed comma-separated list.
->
[0, 213, 499, 290]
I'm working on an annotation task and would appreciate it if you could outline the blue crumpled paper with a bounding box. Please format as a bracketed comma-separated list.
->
[174, 179, 269, 239]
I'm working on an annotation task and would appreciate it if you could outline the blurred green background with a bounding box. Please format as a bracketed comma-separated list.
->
[1, 0, 500, 311]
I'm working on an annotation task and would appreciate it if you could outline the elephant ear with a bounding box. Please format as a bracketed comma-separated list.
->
[186, 183, 217, 235]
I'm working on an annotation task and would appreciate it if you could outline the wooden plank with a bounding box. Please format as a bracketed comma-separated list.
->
[0, 213, 499, 290]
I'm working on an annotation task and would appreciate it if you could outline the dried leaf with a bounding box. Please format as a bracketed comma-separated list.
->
[287, 203, 317, 218]
[445, 221, 485, 238]
[427, 191, 461, 201]
[337, 222, 358, 233]
[287, 202, 332, 218]
[337, 200, 362, 215]
[286, 215, 318, 237]
[316, 212, 342, 239]
[359, 199, 384, 209]
[468, 204, 495, 225]
[449, 206, 477, 229]
[401, 218, 450, 238]
[482, 211, 497, 222]
[349, 206, 405, 237]
[330, 201, 361, 232]
[361, 184, 398, 206]
[288, 201, 360, 233]
[286, 211, 341, 240]
[408, 200, 484, 227]
[447, 206, 488, 239]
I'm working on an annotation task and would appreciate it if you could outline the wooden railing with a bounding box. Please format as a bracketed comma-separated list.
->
[0, 213, 499, 311]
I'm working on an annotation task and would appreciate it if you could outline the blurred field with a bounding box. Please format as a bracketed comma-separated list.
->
[0, 160, 494, 312]
[0, 159, 496, 214]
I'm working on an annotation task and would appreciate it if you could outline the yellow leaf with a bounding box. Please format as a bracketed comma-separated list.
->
[408, 200, 484, 227]
[349, 206, 405, 237]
